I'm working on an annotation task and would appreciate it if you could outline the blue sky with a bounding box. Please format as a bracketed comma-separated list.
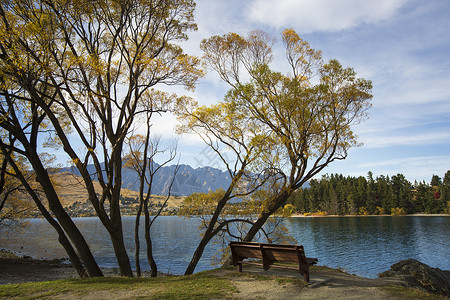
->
[47, 0, 448, 183]
[148, 0, 449, 183]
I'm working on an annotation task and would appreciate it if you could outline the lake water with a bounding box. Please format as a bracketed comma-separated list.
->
[1, 216, 449, 278]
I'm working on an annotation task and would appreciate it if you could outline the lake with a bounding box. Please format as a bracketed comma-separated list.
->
[1, 216, 449, 278]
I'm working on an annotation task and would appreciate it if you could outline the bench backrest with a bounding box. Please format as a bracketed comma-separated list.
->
[230, 241, 308, 264]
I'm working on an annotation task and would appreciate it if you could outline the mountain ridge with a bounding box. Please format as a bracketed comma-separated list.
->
[58, 163, 310, 197]
[59, 163, 232, 196]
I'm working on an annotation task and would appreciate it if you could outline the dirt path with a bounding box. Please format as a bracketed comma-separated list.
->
[218, 266, 402, 299]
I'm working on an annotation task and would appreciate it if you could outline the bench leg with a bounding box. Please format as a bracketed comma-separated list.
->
[237, 263, 242, 272]
[303, 270, 310, 282]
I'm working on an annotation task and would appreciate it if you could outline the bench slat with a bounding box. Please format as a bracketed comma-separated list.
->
[229, 241, 318, 282]
[264, 250, 298, 262]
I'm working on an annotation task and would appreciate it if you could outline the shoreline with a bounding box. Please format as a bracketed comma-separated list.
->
[0, 250, 168, 285]
[24, 213, 450, 219]
[289, 213, 450, 218]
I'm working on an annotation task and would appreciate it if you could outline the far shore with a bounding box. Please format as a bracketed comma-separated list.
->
[23, 213, 450, 219]
[289, 213, 450, 218]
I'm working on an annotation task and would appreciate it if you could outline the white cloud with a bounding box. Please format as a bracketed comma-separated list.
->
[358, 155, 450, 169]
[361, 130, 450, 149]
[318, 151, 450, 182]
[355, 155, 450, 181]
[247, 0, 408, 32]
[373, 77, 450, 110]
[185, 0, 254, 48]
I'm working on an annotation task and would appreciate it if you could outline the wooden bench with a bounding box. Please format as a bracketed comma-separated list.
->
[229, 241, 318, 282]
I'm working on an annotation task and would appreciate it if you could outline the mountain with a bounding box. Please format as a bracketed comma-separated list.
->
[59, 163, 232, 196]
[121, 164, 233, 196]
[58, 163, 310, 197]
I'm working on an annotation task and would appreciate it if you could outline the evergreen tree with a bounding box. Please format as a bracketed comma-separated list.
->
[288, 171, 448, 215]
[376, 175, 390, 211]
[366, 172, 376, 213]
[415, 181, 431, 213]
[441, 171, 450, 213]
[431, 175, 442, 186]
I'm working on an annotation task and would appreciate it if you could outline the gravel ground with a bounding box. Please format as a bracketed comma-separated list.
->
[223, 266, 404, 299]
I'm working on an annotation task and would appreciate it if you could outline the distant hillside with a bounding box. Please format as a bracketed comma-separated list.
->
[59, 163, 232, 196]
[50, 172, 185, 208]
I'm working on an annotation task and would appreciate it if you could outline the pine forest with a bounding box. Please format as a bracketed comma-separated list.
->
[288, 171, 450, 216]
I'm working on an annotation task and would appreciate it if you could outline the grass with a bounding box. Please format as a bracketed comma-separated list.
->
[1, 265, 446, 299]
[0, 271, 237, 300]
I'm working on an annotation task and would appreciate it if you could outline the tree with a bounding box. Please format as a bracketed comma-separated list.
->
[0, 77, 103, 276]
[366, 171, 376, 213]
[414, 181, 432, 213]
[176, 84, 274, 275]
[207, 29, 371, 242]
[431, 175, 442, 186]
[0, 139, 89, 277]
[0, 0, 202, 276]
[441, 171, 450, 213]
[178, 188, 296, 270]
[388, 174, 411, 212]
[290, 172, 449, 215]
[376, 175, 390, 211]
[179, 29, 372, 273]
[124, 100, 179, 277]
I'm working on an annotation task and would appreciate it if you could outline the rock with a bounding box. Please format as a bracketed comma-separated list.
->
[379, 259, 450, 297]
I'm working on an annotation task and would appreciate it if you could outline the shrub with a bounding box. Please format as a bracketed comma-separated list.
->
[375, 206, 385, 215]
[358, 206, 370, 215]
[391, 207, 407, 216]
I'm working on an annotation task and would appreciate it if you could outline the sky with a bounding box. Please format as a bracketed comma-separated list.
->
[46, 0, 449, 184]
[146, 0, 449, 184]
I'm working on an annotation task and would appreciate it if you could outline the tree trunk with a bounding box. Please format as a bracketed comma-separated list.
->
[220, 190, 293, 269]
[184, 235, 212, 275]
[243, 190, 291, 242]
[184, 198, 230, 275]
[109, 223, 133, 277]
[45, 191, 103, 277]
[29, 155, 103, 277]
[145, 225, 158, 277]
[184, 201, 226, 275]
[34, 197, 87, 277]
[184, 173, 244, 275]
[108, 147, 133, 277]
[134, 203, 144, 277]
[56, 231, 87, 277]
[4, 152, 90, 277]
[143, 202, 158, 277]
